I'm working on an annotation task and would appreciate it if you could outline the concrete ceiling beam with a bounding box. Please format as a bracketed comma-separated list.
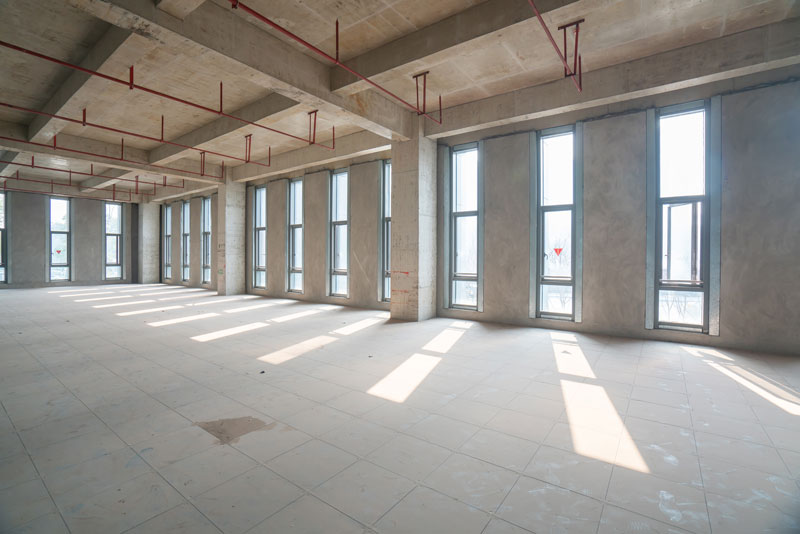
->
[232, 130, 391, 183]
[155, 0, 205, 20]
[151, 180, 218, 202]
[66, 0, 415, 141]
[425, 18, 800, 138]
[330, 0, 578, 95]
[0, 121, 222, 184]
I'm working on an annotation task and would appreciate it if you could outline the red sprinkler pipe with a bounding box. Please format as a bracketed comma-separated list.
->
[0, 156, 184, 190]
[227, 1, 443, 124]
[4, 171, 151, 202]
[0, 102, 272, 170]
[0, 133, 223, 181]
[0, 40, 335, 151]
[526, 0, 583, 92]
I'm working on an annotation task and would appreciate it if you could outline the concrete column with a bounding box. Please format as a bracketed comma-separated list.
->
[390, 119, 437, 321]
[137, 202, 160, 283]
[216, 178, 245, 295]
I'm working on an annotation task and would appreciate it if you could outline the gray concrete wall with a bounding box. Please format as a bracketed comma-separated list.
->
[138, 202, 160, 284]
[248, 163, 390, 311]
[437, 81, 800, 355]
[2, 192, 132, 288]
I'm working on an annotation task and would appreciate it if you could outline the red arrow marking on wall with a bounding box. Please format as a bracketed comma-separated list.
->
[56, 250, 61, 254]
[554, 248, 563, 256]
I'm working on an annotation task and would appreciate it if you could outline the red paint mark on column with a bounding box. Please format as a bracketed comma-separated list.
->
[554, 248, 563, 256]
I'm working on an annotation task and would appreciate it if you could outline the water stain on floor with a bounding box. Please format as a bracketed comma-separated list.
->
[195, 416, 272, 444]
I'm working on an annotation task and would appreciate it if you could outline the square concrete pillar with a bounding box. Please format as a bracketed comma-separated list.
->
[390, 119, 437, 321]
[137, 202, 160, 283]
[216, 177, 245, 295]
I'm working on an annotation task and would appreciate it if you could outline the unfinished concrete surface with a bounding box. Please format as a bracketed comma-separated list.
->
[1, 0, 799, 532]
[1, 287, 800, 533]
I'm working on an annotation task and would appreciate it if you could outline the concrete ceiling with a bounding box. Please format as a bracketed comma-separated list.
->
[0, 0, 797, 196]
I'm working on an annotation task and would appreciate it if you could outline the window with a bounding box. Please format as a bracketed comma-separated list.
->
[49, 197, 70, 281]
[533, 125, 583, 320]
[380, 160, 391, 301]
[201, 196, 212, 284]
[646, 99, 720, 333]
[104, 202, 123, 280]
[447, 144, 482, 309]
[287, 179, 303, 292]
[163, 204, 172, 279]
[181, 201, 190, 281]
[329, 170, 348, 297]
[253, 186, 267, 288]
[0, 192, 6, 283]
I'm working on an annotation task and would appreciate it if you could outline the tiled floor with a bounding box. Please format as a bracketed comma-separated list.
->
[1, 284, 799, 533]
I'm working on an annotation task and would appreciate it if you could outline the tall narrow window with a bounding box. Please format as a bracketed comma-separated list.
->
[104, 202, 123, 280]
[534, 125, 582, 320]
[648, 101, 716, 331]
[448, 144, 481, 309]
[181, 201, 190, 281]
[163, 204, 172, 279]
[49, 197, 70, 281]
[330, 170, 348, 297]
[253, 186, 267, 288]
[201, 197, 212, 284]
[287, 179, 303, 292]
[381, 160, 391, 301]
[0, 192, 6, 283]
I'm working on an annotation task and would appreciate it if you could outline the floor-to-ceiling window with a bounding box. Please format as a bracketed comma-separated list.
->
[329, 169, 348, 297]
[163, 204, 172, 280]
[104, 202, 122, 280]
[287, 179, 303, 292]
[447, 143, 482, 310]
[253, 186, 267, 288]
[181, 201, 190, 281]
[49, 197, 71, 281]
[202, 196, 211, 284]
[381, 160, 391, 302]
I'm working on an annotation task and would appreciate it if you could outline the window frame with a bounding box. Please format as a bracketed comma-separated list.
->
[48, 197, 71, 282]
[445, 142, 484, 311]
[201, 196, 212, 284]
[103, 201, 123, 280]
[380, 160, 392, 302]
[646, 98, 721, 334]
[253, 186, 267, 289]
[163, 204, 172, 280]
[181, 200, 190, 281]
[328, 168, 349, 298]
[530, 123, 584, 321]
[0, 191, 7, 283]
[287, 178, 304, 293]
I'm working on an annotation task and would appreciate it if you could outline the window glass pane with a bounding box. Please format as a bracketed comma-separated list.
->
[540, 284, 573, 314]
[0, 266, 5, 282]
[383, 163, 391, 217]
[254, 270, 266, 288]
[291, 228, 303, 269]
[541, 133, 573, 206]
[165, 265, 171, 279]
[289, 272, 303, 291]
[105, 203, 121, 233]
[659, 290, 703, 325]
[50, 266, 69, 280]
[203, 267, 210, 283]
[183, 237, 190, 262]
[659, 110, 705, 198]
[333, 224, 347, 270]
[384, 220, 391, 270]
[543, 210, 572, 277]
[290, 181, 303, 224]
[454, 149, 478, 212]
[50, 199, 69, 231]
[182, 202, 190, 228]
[256, 229, 266, 268]
[51, 234, 68, 265]
[165, 206, 171, 234]
[203, 198, 211, 230]
[332, 173, 347, 221]
[203, 234, 211, 264]
[661, 202, 702, 282]
[256, 188, 266, 227]
[0, 193, 5, 228]
[383, 276, 390, 301]
[0, 231, 4, 263]
[106, 266, 122, 279]
[454, 215, 477, 275]
[452, 280, 477, 307]
[105, 235, 119, 264]
[332, 274, 348, 295]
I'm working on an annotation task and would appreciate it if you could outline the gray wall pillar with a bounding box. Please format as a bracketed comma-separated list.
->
[390, 119, 437, 321]
[137, 202, 160, 283]
[216, 178, 245, 295]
